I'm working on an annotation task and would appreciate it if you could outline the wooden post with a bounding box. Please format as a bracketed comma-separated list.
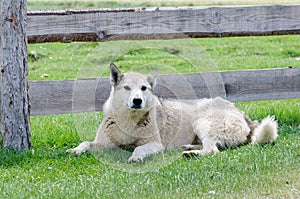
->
[0, 0, 31, 150]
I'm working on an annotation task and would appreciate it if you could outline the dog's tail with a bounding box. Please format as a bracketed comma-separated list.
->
[247, 116, 278, 144]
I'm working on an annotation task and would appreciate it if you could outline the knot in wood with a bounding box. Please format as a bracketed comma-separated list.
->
[211, 11, 222, 24]
[97, 30, 106, 40]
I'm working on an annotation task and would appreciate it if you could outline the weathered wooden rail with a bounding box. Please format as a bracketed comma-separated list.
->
[27, 5, 300, 43]
[29, 68, 300, 116]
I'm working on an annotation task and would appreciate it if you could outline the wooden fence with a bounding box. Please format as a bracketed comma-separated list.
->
[27, 5, 300, 116]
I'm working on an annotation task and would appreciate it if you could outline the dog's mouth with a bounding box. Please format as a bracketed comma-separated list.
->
[131, 105, 142, 109]
[127, 105, 143, 110]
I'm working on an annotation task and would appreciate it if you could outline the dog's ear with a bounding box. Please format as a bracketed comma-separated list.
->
[147, 71, 159, 89]
[110, 63, 123, 86]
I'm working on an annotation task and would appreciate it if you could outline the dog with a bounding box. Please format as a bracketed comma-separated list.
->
[67, 63, 278, 163]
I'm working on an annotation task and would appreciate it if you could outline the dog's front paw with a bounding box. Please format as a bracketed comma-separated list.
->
[66, 141, 90, 155]
[66, 148, 85, 155]
[66, 148, 77, 155]
[128, 154, 144, 163]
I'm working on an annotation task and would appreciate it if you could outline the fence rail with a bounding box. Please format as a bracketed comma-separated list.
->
[27, 5, 300, 43]
[29, 68, 300, 116]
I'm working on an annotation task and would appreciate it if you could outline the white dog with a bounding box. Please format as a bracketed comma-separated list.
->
[67, 64, 278, 163]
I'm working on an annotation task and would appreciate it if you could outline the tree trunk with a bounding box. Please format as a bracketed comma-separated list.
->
[0, 0, 31, 150]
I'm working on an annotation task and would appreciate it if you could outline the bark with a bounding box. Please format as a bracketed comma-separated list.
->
[0, 0, 31, 150]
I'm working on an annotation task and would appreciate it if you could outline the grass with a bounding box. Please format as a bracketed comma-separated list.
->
[1, 1, 300, 198]
[1, 128, 299, 198]
[27, 0, 300, 10]
[28, 35, 300, 80]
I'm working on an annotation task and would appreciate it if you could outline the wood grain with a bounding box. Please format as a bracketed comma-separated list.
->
[29, 68, 300, 116]
[27, 5, 300, 43]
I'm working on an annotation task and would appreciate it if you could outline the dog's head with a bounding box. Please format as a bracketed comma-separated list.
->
[109, 63, 158, 111]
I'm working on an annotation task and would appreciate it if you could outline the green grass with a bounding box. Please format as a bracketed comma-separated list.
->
[27, 0, 300, 10]
[1, 124, 299, 198]
[1, 1, 300, 198]
[28, 35, 300, 80]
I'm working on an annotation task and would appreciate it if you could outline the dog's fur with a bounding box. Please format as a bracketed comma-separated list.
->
[67, 64, 278, 163]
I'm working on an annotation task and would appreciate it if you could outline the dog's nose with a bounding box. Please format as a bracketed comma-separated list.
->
[133, 98, 143, 107]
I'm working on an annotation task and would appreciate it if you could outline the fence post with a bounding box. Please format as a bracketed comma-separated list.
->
[0, 0, 31, 150]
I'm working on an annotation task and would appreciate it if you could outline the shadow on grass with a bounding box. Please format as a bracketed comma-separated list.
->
[0, 148, 71, 168]
[0, 146, 182, 174]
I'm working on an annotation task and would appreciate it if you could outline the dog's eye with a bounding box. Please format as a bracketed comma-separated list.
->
[124, 86, 131, 91]
[141, 86, 147, 91]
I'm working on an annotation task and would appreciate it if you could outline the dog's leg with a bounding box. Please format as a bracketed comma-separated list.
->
[182, 137, 219, 158]
[183, 118, 219, 157]
[128, 142, 164, 163]
[66, 132, 116, 155]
